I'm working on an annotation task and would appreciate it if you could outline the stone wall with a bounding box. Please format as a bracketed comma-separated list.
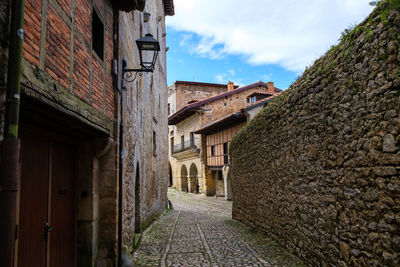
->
[169, 81, 228, 113]
[230, 2, 400, 266]
[200, 85, 274, 126]
[119, 0, 169, 254]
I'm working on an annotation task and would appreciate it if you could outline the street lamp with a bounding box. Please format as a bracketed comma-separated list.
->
[122, 33, 160, 82]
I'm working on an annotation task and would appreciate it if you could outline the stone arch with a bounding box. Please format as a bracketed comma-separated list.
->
[180, 164, 188, 192]
[189, 163, 199, 193]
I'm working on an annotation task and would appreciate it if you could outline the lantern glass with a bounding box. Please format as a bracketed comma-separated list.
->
[136, 33, 160, 71]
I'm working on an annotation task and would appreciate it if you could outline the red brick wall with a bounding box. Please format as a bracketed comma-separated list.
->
[73, 38, 90, 99]
[45, 3, 70, 89]
[23, 0, 41, 66]
[22, 0, 115, 119]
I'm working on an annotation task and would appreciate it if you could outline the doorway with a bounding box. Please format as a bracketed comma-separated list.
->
[135, 162, 141, 233]
[18, 125, 76, 267]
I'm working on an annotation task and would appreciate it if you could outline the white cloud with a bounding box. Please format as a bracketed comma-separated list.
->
[215, 72, 244, 86]
[167, 0, 374, 72]
[215, 74, 226, 83]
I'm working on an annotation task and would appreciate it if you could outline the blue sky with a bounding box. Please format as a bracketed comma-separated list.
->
[166, 27, 298, 90]
[165, 0, 375, 90]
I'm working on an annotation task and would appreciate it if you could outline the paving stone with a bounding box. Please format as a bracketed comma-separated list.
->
[132, 189, 307, 266]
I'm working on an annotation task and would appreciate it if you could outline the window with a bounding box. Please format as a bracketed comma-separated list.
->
[190, 132, 194, 146]
[211, 145, 215, 156]
[170, 137, 174, 154]
[153, 131, 157, 156]
[181, 135, 184, 149]
[223, 142, 228, 165]
[168, 103, 170, 115]
[92, 9, 104, 60]
[251, 96, 257, 103]
[246, 98, 250, 103]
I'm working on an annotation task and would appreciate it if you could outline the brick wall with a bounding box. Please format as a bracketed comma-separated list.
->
[230, 2, 400, 266]
[22, 0, 115, 119]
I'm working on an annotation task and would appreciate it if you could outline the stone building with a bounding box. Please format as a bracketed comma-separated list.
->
[168, 81, 281, 197]
[167, 81, 232, 192]
[0, 0, 173, 266]
[195, 95, 279, 200]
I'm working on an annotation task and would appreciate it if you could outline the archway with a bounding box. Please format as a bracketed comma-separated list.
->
[180, 165, 188, 192]
[189, 163, 199, 193]
[168, 161, 173, 187]
[135, 162, 141, 233]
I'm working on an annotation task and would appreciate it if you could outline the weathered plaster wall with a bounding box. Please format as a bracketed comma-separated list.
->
[230, 2, 400, 266]
[119, 0, 169, 254]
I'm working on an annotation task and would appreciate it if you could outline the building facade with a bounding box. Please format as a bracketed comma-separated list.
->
[168, 81, 281, 198]
[0, 0, 173, 266]
[167, 81, 230, 193]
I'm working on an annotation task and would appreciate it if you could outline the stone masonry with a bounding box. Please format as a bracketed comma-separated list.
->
[119, 0, 172, 256]
[230, 2, 400, 266]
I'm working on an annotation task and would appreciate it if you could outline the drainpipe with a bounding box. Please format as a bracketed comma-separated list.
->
[0, 0, 25, 266]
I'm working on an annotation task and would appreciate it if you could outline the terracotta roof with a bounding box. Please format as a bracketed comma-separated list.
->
[163, 0, 174, 16]
[194, 112, 246, 135]
[168, 81, 282, 125]
[246, 91, 273, 98]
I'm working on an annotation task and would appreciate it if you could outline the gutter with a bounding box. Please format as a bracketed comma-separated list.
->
[0, 0, 25, 266]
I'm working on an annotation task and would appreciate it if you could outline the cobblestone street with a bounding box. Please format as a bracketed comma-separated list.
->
[132, 189, 307, 266]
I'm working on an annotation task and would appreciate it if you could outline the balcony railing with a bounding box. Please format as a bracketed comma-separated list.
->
[172, 138, 200, 154]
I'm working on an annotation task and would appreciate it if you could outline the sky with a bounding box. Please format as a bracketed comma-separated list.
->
[165, 0, 375, 90]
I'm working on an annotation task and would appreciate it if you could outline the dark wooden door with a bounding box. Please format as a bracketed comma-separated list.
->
[18, 136, 50, 267]
[18, 127, 76, 267]
[49, 142, 76, 267]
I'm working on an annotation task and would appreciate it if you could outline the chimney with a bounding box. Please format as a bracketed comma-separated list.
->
[267, 82, 275, 94]
[227, 81, 234, 92]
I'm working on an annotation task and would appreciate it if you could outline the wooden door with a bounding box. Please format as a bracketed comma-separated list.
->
[49, 142, 75, 267]
[18, 136, 50, 267]
[18, 128, 76, 267]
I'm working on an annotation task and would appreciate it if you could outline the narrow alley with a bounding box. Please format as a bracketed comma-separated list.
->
[132, 189, 306, 267]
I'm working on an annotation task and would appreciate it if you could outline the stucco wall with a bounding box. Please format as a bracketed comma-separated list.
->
[230, 2, 400, 266]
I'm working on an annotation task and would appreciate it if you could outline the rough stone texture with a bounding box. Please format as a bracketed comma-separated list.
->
[168, 81, 229, 115]
[119, 0, 170, 255]
[132, 189, 307, 266]
[230, 2, 400, 266]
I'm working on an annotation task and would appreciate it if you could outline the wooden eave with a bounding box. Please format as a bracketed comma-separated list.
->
[194, 112, 246, 135]
[163, 0, 175, 16]
[112, 0, 146, 12]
